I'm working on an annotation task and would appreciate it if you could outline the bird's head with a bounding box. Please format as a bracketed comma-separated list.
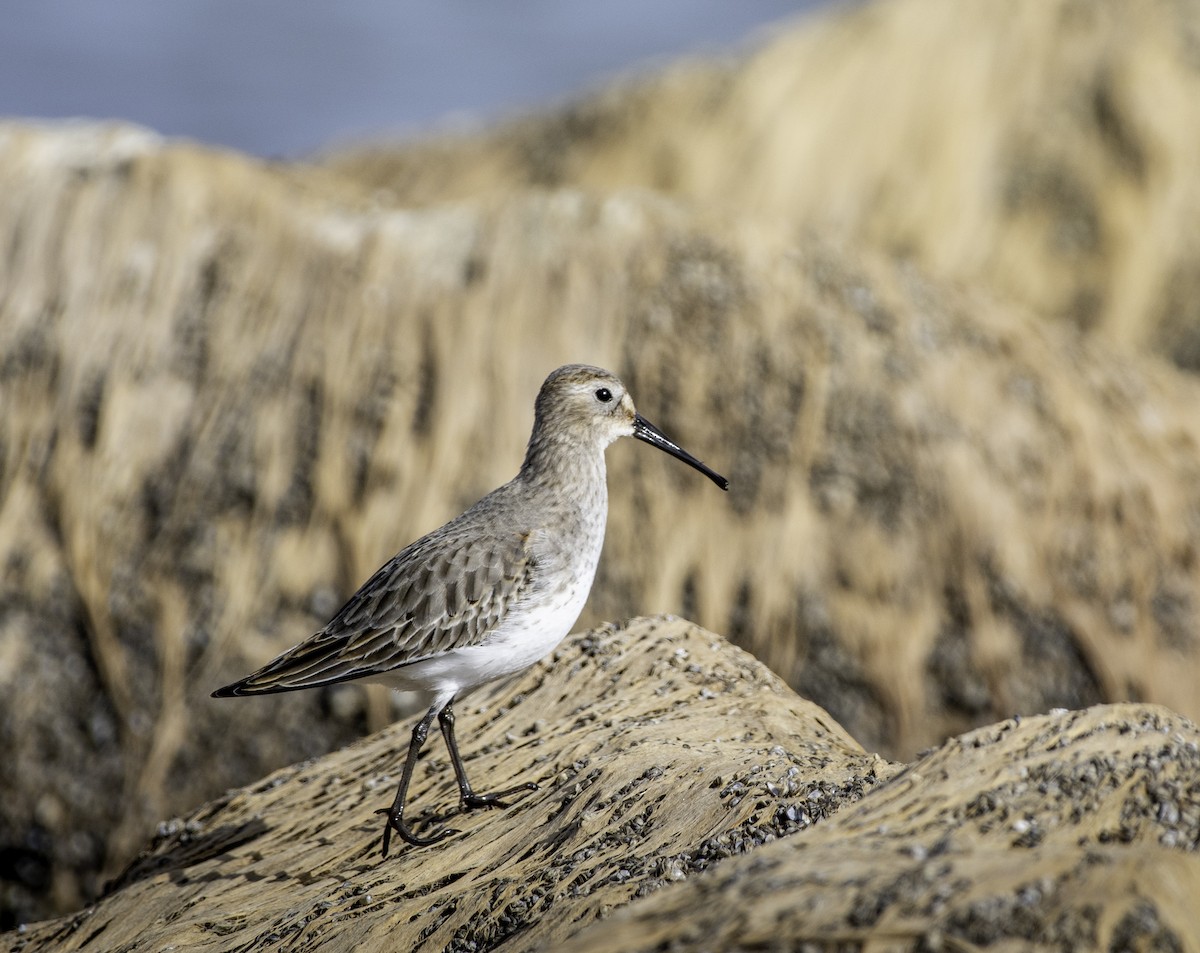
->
[530, 364, 728, 490]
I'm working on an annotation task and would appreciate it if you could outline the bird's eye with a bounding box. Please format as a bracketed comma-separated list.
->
[595, 387, 613, 403]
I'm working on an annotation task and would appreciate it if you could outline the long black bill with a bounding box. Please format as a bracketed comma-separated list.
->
[633, 414, 729, 491]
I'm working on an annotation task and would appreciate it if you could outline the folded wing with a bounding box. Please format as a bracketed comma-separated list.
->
[212, 528, 533, 697]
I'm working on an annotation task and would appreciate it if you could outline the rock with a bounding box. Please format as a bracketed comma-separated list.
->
[329, 0, 1200, 368]
[559, 702, 1200, 953]
[8, 619, 1198, 952]
[5, 618, 888, 951]
[5, 115, 1200, 923]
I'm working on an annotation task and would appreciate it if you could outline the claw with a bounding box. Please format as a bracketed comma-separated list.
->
[462, 793, 508, 810]
[462, 781, 539, 812]
[376, 808, 459, 857]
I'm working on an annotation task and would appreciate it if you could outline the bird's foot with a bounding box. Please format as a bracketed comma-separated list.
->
[376, 808, 459, 858]
[462, 781, 539, 812]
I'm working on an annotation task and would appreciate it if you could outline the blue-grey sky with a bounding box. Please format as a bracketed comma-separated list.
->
[0, 1, 828, 157]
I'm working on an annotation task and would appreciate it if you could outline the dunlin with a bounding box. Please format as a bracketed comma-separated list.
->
[213, 364, 728, 854]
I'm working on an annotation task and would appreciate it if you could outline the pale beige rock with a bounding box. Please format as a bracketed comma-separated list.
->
[6, 618, 886, 952]
[5, 116, 1200, 924]
[9, 621, 1199, 953]
[330, 0, 1200, 368]
[560, 703, 1200, 953]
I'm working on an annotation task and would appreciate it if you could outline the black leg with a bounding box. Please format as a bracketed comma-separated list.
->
[438, 701, 538, 811]
[376, 703, 459, 857]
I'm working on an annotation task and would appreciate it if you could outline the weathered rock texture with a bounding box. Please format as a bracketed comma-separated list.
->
[8, 0, 1200, 930]
[7, 620, 1199, 953]
[559, 672, 1200, 952]
[330, 0, 1200, 369]
[5, 619, 888, 952]
[4, 107, 1200, 924]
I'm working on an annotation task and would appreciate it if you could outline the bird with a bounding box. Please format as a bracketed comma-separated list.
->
[212, 364, 728, 855]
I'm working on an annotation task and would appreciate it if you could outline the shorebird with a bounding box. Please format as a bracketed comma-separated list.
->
[213, 364, 727, 855]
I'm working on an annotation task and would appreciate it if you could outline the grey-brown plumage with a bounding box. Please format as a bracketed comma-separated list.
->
[213, 364, 727, 854]
[215, 525, 535, 693]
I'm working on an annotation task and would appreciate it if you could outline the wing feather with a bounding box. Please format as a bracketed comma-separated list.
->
[212, 525, 533, 697]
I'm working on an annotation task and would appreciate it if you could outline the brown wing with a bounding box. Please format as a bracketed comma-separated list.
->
[212, 527, 533, 696]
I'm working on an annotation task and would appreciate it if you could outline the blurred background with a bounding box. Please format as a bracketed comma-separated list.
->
[0, 0, 823, 156]
[5, 0, 1200, 933]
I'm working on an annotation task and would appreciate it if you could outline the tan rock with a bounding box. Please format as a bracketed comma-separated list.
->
[560, 702, 1200, 952]
[7, 618, 885, 952]
[5, 115, 1200, 923]
[329, 0, 1200, 367]
[9, 620, 1198, 952]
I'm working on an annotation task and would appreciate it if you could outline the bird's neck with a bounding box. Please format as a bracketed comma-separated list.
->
[519, 429, 608, 501]
[518, 429, 610, 571]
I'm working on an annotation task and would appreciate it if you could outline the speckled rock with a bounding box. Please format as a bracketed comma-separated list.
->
[5, 618, 887, 952]
[559, 704, 1200, 953]
[10, 620, 1200, 952]
[9, 35, 1200, 920]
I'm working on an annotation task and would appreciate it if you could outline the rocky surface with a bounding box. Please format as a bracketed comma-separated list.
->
[7, 0, 1200, 929]
[5, 618, 888, 952]
[7, 619, 1198, 952]
[331, 0, 1200, 368]
[560, 691, 1200, 953]
[4, 109, 1200, 923]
